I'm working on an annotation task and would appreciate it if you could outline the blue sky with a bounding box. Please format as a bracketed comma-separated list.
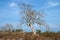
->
[0, 0, 60, 32]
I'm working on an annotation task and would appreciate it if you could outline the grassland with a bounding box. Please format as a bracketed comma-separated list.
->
[0, 32, 60, 40]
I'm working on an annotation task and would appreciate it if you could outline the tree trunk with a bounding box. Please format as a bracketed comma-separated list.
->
[29, 23, 36, 34]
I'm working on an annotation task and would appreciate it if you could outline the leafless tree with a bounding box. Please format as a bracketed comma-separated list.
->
[4, 24, 13, 32]
[19, 3, 47, 34]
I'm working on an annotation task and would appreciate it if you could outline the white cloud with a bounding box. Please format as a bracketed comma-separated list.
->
[48, 2, 58, 7]
[41, 2, 59, 10]
[9, 2, 17, 7]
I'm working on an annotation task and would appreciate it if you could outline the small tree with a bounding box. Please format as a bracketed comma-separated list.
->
[45, 25, 50, 33]
[19, 3, 47, 34]
[4, 24, 13, 32]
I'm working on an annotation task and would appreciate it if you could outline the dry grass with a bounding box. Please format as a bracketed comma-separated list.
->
[0, 32, 60, 40]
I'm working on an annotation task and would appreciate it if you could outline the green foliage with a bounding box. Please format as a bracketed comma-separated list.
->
[16, 29, 23, 32]
[36, 30, 41, 34]
[12, 29, 23, 32]
[57, 31, 60, 33]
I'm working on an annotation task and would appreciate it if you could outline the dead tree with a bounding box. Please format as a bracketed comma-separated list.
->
[19, 3, 47, 34]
